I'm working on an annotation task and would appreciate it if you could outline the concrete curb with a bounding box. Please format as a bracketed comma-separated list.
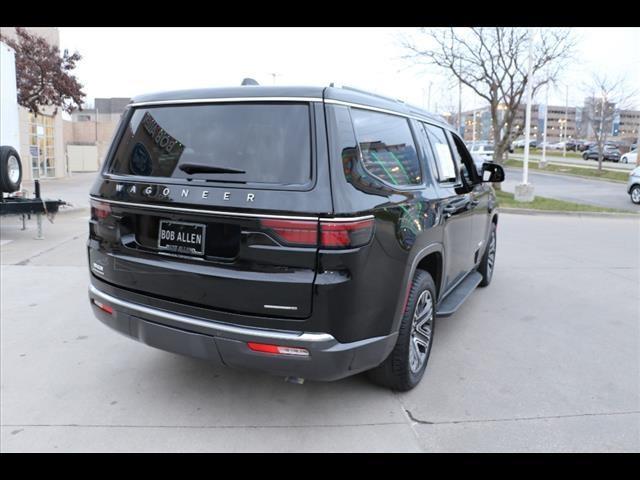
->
[500, 207, 639, 219]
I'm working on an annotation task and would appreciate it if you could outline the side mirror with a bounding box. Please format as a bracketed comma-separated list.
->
[481, 162, 505, 183]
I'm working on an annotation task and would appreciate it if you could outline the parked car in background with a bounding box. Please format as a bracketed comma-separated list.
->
[470, 154, 486, 174]
[512, 138, 537, 149]
[621, 148, 637, 165]
[469, 142, 494, 161]
[565, 139, 582, 151]
[583, 146, 622, 162]
[628, 166, 640, 204]
[547, 141, 565, 150]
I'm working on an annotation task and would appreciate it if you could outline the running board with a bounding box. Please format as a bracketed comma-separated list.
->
[436, 271, 483, 317]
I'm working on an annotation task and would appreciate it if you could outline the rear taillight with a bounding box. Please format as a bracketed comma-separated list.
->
[90, 199, 111, 220]
[320, 218, 374, 249]
[260, 219, 318, 247]
[260, 217, 374, 249]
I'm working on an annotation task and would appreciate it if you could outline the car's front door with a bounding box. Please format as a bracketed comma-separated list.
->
[420, 122, 475, 292]
[447, 132, 491, 266]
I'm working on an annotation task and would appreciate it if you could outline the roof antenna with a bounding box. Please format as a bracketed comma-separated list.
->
[241, 78, 259, 86]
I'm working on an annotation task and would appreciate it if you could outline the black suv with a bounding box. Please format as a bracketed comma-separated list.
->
[88, 86, 504, 390]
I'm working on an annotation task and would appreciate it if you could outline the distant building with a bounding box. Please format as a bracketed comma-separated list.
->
[63, 97, 131, 172]
[457, 99, 639, 148]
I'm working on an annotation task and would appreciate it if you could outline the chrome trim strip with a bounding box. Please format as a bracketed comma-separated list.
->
[324, 98, 442, 125]
[264, 304, 299, 311]
[90, 196, 375, 222]
[320, 215, 375, 222]
[90, 197, 319, 221]
[89, 284, 334, 343]
[129, 97, 324, 107]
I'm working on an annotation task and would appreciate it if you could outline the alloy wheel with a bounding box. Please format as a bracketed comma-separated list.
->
[409, 290, 434, 374]
[487, 230, 497, 279]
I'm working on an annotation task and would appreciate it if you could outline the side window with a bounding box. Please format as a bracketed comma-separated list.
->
[447, 132, 478, 185]
[423, 123, 457, 183]
[350, 108, 422, 186]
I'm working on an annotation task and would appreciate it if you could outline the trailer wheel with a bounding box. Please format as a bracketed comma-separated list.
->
[0, 146, 23, 193]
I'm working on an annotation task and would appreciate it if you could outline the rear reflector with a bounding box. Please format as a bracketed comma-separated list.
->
[247, 342, 309, 357]
[260, 217, 374, 249]
[93, 300, 113, 315]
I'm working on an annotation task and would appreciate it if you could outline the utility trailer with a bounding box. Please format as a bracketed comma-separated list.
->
[1, 179, 66, 239]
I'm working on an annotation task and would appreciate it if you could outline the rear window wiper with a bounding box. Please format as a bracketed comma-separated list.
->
[179, 163, 246, 175]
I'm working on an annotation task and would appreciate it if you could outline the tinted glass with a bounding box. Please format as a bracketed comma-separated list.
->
[350, 108, 421, 186]
[108, 103, 311, 186]
[423, 123, 457, 182]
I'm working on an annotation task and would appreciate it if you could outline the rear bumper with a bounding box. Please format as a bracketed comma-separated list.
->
[88, 282, 396, 381]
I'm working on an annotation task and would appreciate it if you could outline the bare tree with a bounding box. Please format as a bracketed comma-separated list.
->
[580, 75, 638, 171]
[402, 28, 575, 164]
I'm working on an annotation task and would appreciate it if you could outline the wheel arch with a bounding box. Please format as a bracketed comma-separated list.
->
[390, 243, 444, 336]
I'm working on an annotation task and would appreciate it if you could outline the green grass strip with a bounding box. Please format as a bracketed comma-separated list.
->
[505, 159, 629, 183]
[495, 190, 631, 213]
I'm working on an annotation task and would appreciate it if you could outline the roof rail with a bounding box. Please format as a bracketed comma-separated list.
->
[338, 85, 406, 105]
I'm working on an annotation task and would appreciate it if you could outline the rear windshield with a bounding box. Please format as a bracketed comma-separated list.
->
[108, 103, 312, 186]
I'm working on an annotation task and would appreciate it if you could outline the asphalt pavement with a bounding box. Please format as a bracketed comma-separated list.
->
[503, 167, 640, 213]
[1, 209, 638, 452]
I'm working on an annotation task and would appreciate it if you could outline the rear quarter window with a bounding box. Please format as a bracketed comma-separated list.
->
[108, 102, 312, 187]
[350, 108, 422, 187]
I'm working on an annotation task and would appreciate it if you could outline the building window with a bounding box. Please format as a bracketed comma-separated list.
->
[29, 114, 55, 178]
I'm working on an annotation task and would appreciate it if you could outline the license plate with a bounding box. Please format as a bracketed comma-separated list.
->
[158, 220, 206, 256]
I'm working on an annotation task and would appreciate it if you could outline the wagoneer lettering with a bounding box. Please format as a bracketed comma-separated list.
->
[88, 85, 504, 390]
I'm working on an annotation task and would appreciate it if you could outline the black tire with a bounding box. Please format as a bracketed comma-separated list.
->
[0, 146, 23, 193]
[583, 153, 589, 161]
[630, 185, 640, 205]
[367, 269, 436, 391]
[478, 223, 497, 287]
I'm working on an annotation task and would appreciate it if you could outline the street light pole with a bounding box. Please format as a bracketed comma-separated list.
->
[457, 57, 462, 136]
[541, 81, 549, 168]
[515, 28, 536, 202]
[472, 110, 477, 149]
[563, 85, 569, 158]
[598, 94, 606, 169]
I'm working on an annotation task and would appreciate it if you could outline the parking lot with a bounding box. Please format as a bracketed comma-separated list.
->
[1, 208, 639, 452]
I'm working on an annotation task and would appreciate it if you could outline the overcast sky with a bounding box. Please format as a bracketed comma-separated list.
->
[59, 27, 640, 114]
